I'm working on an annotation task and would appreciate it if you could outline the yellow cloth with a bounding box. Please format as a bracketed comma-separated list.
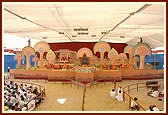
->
[4, 106, 9, 111]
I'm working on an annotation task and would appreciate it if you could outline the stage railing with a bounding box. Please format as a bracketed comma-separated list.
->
[123, 79, 164, 111]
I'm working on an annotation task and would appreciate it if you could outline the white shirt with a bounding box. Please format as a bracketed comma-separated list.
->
[130, 100, 138, 107]
[27, 100, 36, 111]
[110, 91, 116, 98]
[150, 90, 159, 97]
[117, 87, 123, 95]
[116, 92, 123, 101]
[153, 107, 160, 111]
[18, 100, 25, 108]
[21, 107, 27, 111]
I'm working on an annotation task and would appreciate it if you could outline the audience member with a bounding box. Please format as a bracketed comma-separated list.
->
[4, 103, 9, 111]
[8, 105, 15, 111]
[152, 105, 160, 111]
[14, 103, 19, 111]
[117, 86, 123, 95]
[116, 90, 123, 101]
[33, 87, 38, 95]
[148, 105, 160, 111]
[130, 97, 139, 111]
[150, 89, 159, 97]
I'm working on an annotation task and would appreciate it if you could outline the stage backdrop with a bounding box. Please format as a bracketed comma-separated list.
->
[49, 42, 127, 54]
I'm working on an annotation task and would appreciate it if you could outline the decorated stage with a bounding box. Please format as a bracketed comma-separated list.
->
[11, 40, 164, 83]
[10, 69, 164, 83]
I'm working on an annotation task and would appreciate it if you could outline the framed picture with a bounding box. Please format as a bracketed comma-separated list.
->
[60, 53, 68, 62]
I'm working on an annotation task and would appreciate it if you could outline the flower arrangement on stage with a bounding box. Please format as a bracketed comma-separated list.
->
[75, 67, 96, 73]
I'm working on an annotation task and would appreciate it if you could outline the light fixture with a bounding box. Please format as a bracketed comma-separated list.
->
[91, 35, 96, 37]
[74, 27, 88, 31]
[120, 36, 125, 38]
[41, 33, 47, 39]
[72, 35, 77, 37]
[59, 31, 64, 34]
[101, 31, 106, 34]
[78, 32, 88, 35]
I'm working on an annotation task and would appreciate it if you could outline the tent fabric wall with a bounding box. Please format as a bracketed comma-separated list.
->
[4, 55, 16, 72]
[145, 54, 164, 70]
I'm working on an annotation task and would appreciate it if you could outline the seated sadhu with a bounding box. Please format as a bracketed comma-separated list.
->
[46, 63, 52, 69]
[111, 63, 117, 70]
[52, 64, 60, 69]
[62, 62, 67, 69]
[120, 63, 126, 69]
[126, 63, 131, 69]
[102, 63, 108, 69]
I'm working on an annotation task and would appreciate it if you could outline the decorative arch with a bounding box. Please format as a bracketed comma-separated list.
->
[46, 50, 56, 63]
[133, 43, 152, 69]
[93, 41, 111, 69]
[108, 48, 118, 62]
[22, 46, 35, 70]
[93, 41, 111, 57]
[118, 53, 128, 63]
[77, 47, 93, 59]
[14, 52, 24, 69]
[34, 41, 50, 67]
[124, 45, 134, 57]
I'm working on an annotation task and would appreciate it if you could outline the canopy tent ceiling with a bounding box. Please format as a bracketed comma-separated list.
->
[3, 2, 165, 49]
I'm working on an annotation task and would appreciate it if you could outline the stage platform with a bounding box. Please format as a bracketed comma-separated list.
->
[9, 68, 164, 83]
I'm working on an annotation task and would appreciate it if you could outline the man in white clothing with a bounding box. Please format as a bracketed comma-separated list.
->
[117, 86, 123, 95]
[116, 90, 123, 101]
[110, 89, 116, 98]
[150, 89, 159, 97]
[130, 97, 139, 110]
[152, 105, 160, 111]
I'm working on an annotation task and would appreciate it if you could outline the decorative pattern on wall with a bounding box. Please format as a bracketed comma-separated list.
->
[46, 50, 56, 63]
[133, 43, 152, 69]
[77, 47, 93, 59]
[22, 46, 35, 70]
[14, 52, 23, 69]
[34, 41, 50, 67]
[108, 48, 118, 62]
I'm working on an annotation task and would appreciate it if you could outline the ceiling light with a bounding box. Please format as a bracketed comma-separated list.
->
[91, 35, 96, 37]
[120, 36, 125, 38]
[72, 35, 77, 37]
[42, 36, 47, 39]
[59, 31, 64, 34]
[41, 33, 47, 39]
[74, 27, 88, 31]
[101, 31, 106, 34]
[78, 32, 88, 35]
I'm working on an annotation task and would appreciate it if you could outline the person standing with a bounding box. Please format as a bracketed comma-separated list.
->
[116, 90, 123, 101]
[117, 86, 123, 95]
[8, 66, 10, 73]
[110, 89, 116, 98]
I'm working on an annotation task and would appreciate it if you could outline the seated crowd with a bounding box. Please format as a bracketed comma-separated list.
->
[4, 80, 44, 111]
